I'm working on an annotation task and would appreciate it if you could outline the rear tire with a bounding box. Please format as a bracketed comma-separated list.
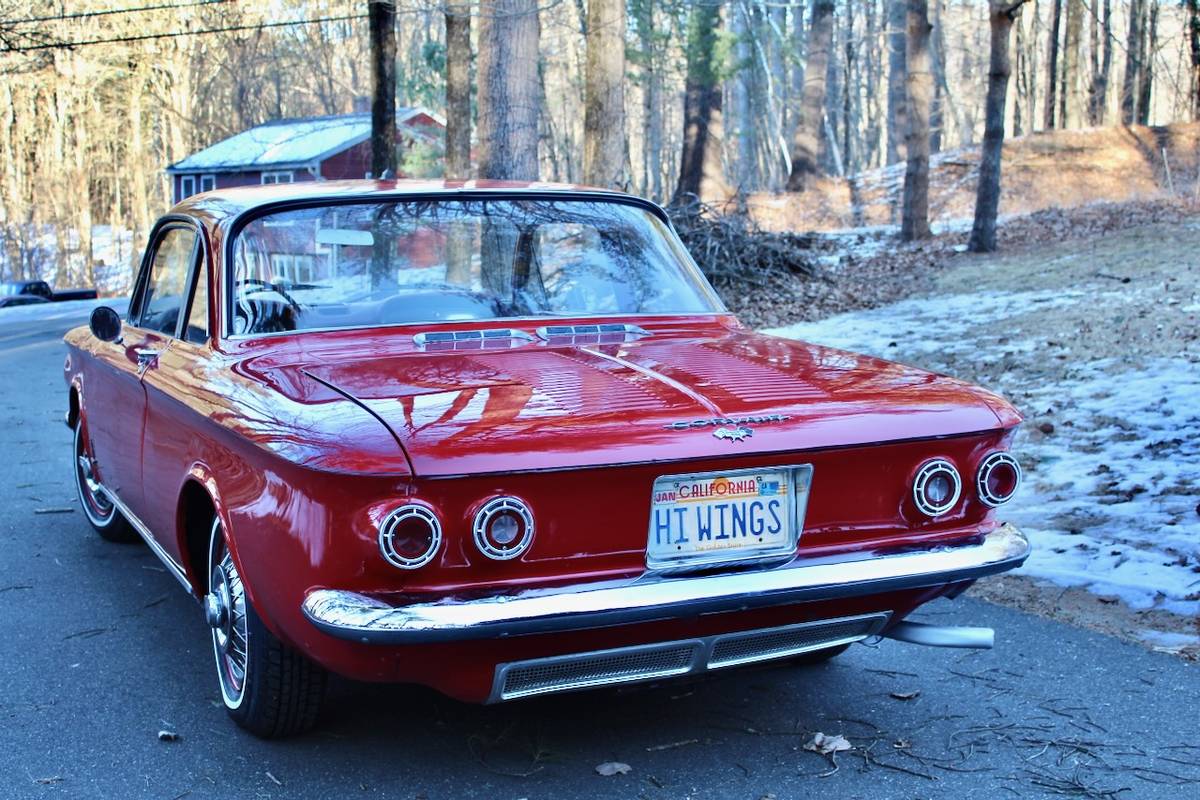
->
[73, 419, 137, 543]
[207, 518, 327, 738]
[790, 643, 851, 666]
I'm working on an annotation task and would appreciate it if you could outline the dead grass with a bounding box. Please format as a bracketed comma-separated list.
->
[745, 121, 1200, 232]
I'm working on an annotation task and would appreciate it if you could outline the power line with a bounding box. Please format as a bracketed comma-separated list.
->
[0, 0, 232, 27]
[0, 12, 369, 54]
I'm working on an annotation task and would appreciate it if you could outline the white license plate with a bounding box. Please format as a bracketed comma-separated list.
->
[646, 465, 813, 570]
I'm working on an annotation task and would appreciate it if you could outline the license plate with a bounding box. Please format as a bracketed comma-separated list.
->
[646, 465, 813, 570]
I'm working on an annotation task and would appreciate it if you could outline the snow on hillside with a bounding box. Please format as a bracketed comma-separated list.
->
[767, 290, 1200, 617]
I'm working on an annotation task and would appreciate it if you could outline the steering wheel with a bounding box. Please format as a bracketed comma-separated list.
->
[235, 278, 305, 313]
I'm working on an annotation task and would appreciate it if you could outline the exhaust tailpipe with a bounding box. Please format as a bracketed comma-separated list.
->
[884, 621, 995, 649]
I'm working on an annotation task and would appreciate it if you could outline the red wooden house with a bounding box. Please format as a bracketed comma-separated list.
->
[165, 109, 444, 204]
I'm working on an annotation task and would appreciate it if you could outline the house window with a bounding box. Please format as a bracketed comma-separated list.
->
[199, 174, 216, 193]
[261, 171, 295, 185]
[180, 175, 196, 198]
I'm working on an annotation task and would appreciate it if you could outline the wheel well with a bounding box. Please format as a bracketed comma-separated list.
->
[179, 481, 216, 593]
[68, 387, 80, 429]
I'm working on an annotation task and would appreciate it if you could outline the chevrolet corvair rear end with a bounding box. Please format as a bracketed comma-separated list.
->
[64, 181, 1028, 737]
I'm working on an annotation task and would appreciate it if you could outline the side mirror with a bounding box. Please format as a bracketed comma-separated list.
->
[89, 306, 123, 343]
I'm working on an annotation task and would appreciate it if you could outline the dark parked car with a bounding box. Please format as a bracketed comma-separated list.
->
[0, 293, 50, 309]
[1, 280, 98, 303]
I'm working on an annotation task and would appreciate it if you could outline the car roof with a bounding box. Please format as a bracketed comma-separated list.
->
[172, 179, 650, 226]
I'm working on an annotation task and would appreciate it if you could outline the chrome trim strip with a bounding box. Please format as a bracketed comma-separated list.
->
[101, 488, 194, 595]
[302, 523, 1029, 644]
[487, 612, 890, 702]
[223, 312, 725, 343]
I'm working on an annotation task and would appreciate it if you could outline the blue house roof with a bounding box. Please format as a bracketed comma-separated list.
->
[166, 109, 433, 174]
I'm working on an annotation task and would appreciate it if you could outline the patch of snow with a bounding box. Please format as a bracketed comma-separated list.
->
[765, 290, 1200, 617]
[1137, 629, 1200, 649]
[0, 297, 124, 326]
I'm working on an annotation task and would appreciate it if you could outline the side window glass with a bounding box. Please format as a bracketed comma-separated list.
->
[184, 259, 209, 344]
[139, 227, 197, 335]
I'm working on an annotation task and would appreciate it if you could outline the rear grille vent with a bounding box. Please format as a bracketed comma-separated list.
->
[708, 614, 887, 669]
[491, 612, 890, 702]
[500, 642, 699, 700]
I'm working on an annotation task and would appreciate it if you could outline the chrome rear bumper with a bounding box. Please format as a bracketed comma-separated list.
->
[302, 523, 1029, 645]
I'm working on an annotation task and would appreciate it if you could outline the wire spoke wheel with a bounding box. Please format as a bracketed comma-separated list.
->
[208, 519, 249, 709]
[73, 421, 115, 525]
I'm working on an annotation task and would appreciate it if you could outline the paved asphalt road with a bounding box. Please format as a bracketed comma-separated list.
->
[1, 307, 1197, 800]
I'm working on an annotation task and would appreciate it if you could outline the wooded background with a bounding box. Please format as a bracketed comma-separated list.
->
[2, 0, 1199, 288]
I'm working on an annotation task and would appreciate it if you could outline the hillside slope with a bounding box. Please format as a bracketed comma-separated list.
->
[748, 122, 1200, 232]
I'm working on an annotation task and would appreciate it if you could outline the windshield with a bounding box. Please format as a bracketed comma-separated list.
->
[229, 197, 723, 336]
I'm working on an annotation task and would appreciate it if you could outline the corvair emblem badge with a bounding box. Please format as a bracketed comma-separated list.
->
[664, 414, 790, 444]
[713, 425, 753, 442]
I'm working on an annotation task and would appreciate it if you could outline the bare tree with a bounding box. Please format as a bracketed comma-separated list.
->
[970, 1, 1027, 253]
[1060, 0, 1082, 127]
[787, 0, 834, 191]
[1088, 0, 1113, 125]
[901, 0, 932, 241]
[673, 1, 728, 204]
[886, 0, 908, 164]
[1121, 0, 1144, 124]
[368, 0, 397, 178]
[1044, 0, 1062, 128]
[477, 0, 541, 180]
[632, 0, 663, 199]
[583, 0, 626, 188]
[1188, 0, 1200, 120]
[444, 2, 471, 180]
[1136, 0, 1158, 125]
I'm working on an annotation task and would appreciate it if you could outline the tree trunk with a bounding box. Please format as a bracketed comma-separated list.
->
[672, 1, 728, 204]
[886, 0, 908, 165]
[786, 0, 834, 191]
[929, 0, 947, 152]
[444, 3, 471, 180]
[1088, 0, 1112, 124]
[901, 0, 933, 241]
[634, 0, 663, 199]
[1044, 0, 1062, 128]
[368, 0, 397, 178]
[583, 0, 626, 188]
[1136, 0, 1157, 125]
[1121, 0, 1143, 124]
[1188, 0, 1200, 120]
[1014, 4, 1028, 136]
[1060, 0, 1082, 127]
[969, 1, 1021, 253]
[477, 0, 541, 180]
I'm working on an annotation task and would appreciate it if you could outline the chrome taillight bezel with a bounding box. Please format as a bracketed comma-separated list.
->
[912, 459, 963, 517]
[976, 452, 1022, 507]
[472, 496, 535, 561]
[378, 504, 442, 569]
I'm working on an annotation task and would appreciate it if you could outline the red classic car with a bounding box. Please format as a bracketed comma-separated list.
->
[64, 181, 1028, 737]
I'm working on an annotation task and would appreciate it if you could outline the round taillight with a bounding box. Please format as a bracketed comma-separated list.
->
[472, 497, 534, 560]
[977, 452, 1021, 507]
[378, 504, 442, 569]
[913, 459, 962, 517]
